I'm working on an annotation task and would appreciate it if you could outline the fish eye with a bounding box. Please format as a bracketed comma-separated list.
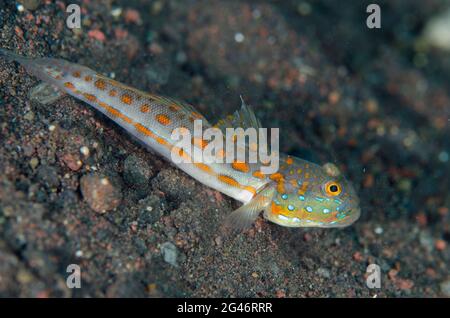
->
[324, 181, 342, 196]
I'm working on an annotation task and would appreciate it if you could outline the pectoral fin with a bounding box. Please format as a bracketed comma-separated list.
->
[222, 185, 275, 233]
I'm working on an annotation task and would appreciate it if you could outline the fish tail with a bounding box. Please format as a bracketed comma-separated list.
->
[0, 48, 94, 90]
[0, 48, 30, 64]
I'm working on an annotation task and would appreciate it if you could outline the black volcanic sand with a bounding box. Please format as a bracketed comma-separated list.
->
[0, 1, 449, 297]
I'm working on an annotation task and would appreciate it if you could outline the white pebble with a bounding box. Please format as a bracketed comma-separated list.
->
[48, 125, 56, 132]
[374, 226, 383, 235]
[111, 7, 123, 18]
[17, 4, 24, 12]
[234, 32, 245, 43]
[80, 146, 90, 157]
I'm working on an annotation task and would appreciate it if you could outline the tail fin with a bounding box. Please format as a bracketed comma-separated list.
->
[0, 48, 30, 64]
[0, 48, 94, 89]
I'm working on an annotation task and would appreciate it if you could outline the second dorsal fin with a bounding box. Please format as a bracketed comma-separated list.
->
[213, 96, 262, 133]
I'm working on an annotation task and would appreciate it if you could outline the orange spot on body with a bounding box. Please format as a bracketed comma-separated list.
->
[156, 137, 169, 146]
[231, 161, 250, 173]
[173, 147, 191, 161]
[109, 89, 117, 97]
[289, 179, 298, 188]
[99, 102, 132, 124]
[192, 137, 208, 149]
[270, 173, 284, 182]
[217, 175, 240, 188]
[156, 114, 171, 126]
[277, 181, 286, 194]
[271, 202, 283, 215]
[297, 182, 309, 195]
[95, 79, 106, 90]
[140, 104, 150, 113]
[72, 71, 81, 78]
[84, 75, 93, 82]
[135, 123, 156, 138]
[121, 93, 133, 105]
[286, 157, 293, 165]
[253, 170, 265, 179]
[83, 93, 97, 102]
[194, 163, 213, 174]
[243, 186, 257, 196]
[64, 82, 75, 90]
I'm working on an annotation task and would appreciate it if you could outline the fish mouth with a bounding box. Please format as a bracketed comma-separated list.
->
[323, 206, 361, 228]
[339, 206, 361, 227]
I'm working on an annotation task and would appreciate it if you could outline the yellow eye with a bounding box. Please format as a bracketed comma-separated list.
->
[324, 181, 341, 196]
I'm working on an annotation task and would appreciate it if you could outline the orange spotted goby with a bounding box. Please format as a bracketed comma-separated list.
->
[0, 49, 360, 229]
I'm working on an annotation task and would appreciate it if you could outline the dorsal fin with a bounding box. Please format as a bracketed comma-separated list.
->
[213, 96, 262, 133]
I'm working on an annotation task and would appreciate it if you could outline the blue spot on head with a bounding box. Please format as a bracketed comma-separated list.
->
[297, 180, 302, 186]
[281, 194, 288, 200]
[298, 195, 305, 201]
[337, 213, 346, 219]
[323, 208, 330, 214]
[288, 204, 295, 211]
[315, 197, 324, 202]
[306, 206, 313, 212]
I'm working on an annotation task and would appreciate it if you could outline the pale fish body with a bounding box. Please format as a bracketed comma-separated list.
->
[0, 49, 360, 230]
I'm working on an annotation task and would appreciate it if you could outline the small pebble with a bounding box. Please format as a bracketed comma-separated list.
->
[80, 146, 90, 157]
[160, 242, 179, 267]
[24, 111, 34, 121]
[80, 174, 122, 213]
[61, 153, 83, 171]
[29, 157, 39, 169]
[435, 239, 446, 251]
[234, 32, 245, 43]
[316, 267, 331, 279]
[124, 9, 142, 24]
[111, 7, 123, 18]
[374, 226, 383, 235]
[88, 29, 106, 42]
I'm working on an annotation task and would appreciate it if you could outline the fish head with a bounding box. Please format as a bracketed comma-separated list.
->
[263, 157, 360, 228]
